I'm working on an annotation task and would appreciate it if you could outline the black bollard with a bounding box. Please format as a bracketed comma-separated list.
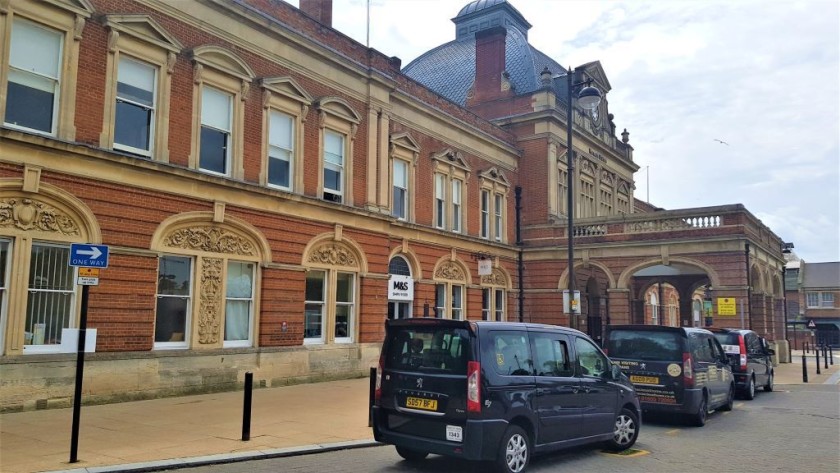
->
[824, 346, 830, 369]
[788, 341, 792, 364]
[830, 346, 835, 365]
[816, 348, 821, 375]
[805, 341, 809, 354]
[242, 372, 253, 441]
[802, 353, 808, 383]
[369, 367, 376, 427]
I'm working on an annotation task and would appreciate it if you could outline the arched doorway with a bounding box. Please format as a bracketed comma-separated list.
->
[584, 277, 605, 343]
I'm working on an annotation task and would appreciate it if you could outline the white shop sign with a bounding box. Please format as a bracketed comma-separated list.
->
[389, 275, 414, 301]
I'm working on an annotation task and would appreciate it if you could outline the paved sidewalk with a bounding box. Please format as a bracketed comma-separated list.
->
[1, 352, 838, 473]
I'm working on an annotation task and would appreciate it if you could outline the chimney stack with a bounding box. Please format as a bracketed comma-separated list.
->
[468, 27, 512, 106]
[300, 0, 333, 27]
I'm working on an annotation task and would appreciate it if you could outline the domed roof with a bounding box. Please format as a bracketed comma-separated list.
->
[404, 26, 569, 107]
[456, 0, 509, 18]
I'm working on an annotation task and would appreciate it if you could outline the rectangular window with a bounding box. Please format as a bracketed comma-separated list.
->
[482, 288, 491, 320]
[451, 285, 463, 320]
[452, 179, 462, 233]
[494, 193, 503, 241]
[435, 283, 446, 318]
[323, 130, 344, 202]
[806, 292, 820, 308]
[810, 292, 835, 308]
[495, 289, 505, 321]
[155, 256, 192, 347]
[600, 188, 613, 216]
[114, 56, 156, 156]
[305, 270, 326, 342]
[822, 293, 835, 308]
[393, 159, 408, 220]
[558, 170, 568, 216]
[25, 243, 75, 352]
[580, 179, 595, 218]
[335, 272, 354, 342]
[224, 261, 254, 347]
[480, 190, 489, 239]
[5, 19, 62, 134]
[0, 240, 8, 354]
[435, 174, 446, 229]
[268, 110, 294, 189]
[617, 192, 629, 215]
[532, 334, 572, 377]
[200, 86, 232, 175]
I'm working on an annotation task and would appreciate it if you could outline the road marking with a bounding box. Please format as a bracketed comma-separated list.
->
[601, 448, 650, 458]
[665, 429, 680, 435]
[735, 402, 745, 408]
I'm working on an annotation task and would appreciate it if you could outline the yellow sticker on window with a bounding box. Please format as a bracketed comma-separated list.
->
[496, 353, 504, 365]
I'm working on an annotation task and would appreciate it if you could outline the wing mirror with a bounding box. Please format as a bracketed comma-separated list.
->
[610, 363, 623, 380]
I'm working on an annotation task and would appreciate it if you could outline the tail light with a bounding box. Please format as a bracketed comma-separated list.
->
[738, 335, 748, 371]
[467, 361, 481, 413]
[374, 356, 383, 402]
[683, 352, 694, 388]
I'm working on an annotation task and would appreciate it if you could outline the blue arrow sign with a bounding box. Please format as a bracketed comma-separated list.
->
[69, 243, 109, 268]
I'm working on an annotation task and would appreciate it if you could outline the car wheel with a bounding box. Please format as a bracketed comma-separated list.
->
[720, 384, 734, 412]
[691, 394, 708, 427]
[744, 376, 756, 400]
[494, 425, 530, 473]
[604, 408, 639, 451]
[764, 372, 774, 392]
[395, 446, 428, 462]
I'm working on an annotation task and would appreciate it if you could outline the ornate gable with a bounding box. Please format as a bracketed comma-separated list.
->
[103, 14, 182, 53]
[191, 45, 255, 82]
[390, 132, 421, 155]
[431, 149, 471, 173]
[260, 76, 313, 105]
[479, 167, 510, 187]
[40, 0, 94, 17]
[316, 97, 361, 124]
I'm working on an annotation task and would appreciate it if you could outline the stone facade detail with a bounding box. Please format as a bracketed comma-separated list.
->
[0, 198, 80, 236]
[435, 262, 465, 281]
[308, 243, 358, 267]
[164, 227, 256, 256]
[198, 258, 223, 344]
[481, 269, 506, 287]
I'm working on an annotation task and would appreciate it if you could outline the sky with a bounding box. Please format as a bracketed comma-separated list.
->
[286, 0, 840, 263]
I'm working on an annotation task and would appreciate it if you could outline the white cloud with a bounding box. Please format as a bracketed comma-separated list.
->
[288, 0, 840, 262]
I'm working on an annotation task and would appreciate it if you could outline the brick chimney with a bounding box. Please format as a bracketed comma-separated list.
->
[468, 26, 512, 106]
[300, 0, 332, 27]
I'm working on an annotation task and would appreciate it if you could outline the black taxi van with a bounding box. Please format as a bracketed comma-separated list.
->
[603, 325, 734, 427]
[372, 319, 641, 473]
[708, 328, 775, 399]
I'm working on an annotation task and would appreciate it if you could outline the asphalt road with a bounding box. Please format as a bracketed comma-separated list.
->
[178, 384, 839, 473]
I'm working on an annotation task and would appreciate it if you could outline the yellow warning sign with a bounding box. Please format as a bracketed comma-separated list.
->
[78, 267, 100, 278]
[717, 297, 737, 316]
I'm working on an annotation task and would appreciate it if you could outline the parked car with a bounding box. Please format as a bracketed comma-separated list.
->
[603, 325, 734, 427]
[372, 319, 641, 473]
[708, 328, 774, 399]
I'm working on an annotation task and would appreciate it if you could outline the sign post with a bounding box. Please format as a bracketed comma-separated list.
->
[68, 244, 109, 463]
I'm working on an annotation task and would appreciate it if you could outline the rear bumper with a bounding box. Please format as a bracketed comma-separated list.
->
[640, 388, 704, 415]
[372, 406, 506, 461]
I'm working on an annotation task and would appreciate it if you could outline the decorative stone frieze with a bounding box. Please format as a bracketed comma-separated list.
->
[307, 243, 358, 267]
[164, 227, 256, 256]
[0, 198, 80, 235]
[198, 258, 223, 344]
[481, 268, 507, 287]
[435, 262, 465, 281]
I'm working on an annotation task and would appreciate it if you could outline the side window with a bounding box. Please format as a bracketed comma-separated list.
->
[575, 337, 608, 377]
[748, 334, 762, 354]
[492, 331, 532, 376]
[532, 333, 573, 377]
[695, 336, 716, 363]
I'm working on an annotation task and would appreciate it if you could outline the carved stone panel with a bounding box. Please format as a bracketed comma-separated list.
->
[435, 261, 465, 282]
[164, 226, 256, 256]
[198, 257, 222, 344]
[0, 198, 80, 236]
[481, 269, 507, 287]
[307, 243, 358, 268]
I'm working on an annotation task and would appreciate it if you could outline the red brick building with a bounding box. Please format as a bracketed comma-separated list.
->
[0, 0, 788, 411]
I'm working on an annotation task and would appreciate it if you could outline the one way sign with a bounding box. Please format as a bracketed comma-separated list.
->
[69, 243, 110, 268]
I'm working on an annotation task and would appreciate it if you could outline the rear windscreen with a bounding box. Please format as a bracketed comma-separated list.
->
[384, 326, 471, 375]
[713, 332, 739, 345]
[606, 330, 683, 361]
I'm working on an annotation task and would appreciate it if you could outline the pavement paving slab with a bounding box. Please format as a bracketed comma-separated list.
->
[1, 352, 837, 473]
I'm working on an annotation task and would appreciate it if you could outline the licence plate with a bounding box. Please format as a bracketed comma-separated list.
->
[406, 397, 438, 411]
[630, 375, 660, 385]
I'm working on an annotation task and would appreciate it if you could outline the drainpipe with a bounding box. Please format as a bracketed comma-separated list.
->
[515, 186, 524, 322]
[782, 265, 789, 342]
[745, 242, 753, 330]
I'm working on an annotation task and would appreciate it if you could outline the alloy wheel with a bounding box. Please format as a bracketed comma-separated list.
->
[505, 432, 528, 473]
[614, 413, 637, 446]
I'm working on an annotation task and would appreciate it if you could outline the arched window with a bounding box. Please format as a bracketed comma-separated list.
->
[388, 255, 413, 319]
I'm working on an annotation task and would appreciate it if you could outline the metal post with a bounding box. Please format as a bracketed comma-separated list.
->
[242, 372, 253, 441]
[566, 67, 576, 330]
[515, 186, 524, 323]
[824, 345, 829, 369]
[802, 353, 808, 383]
[69, 285, 90, 464]
[368, 367, 377, 427]
[815, 348, 821, 375]
[830, 346, 834, 365]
